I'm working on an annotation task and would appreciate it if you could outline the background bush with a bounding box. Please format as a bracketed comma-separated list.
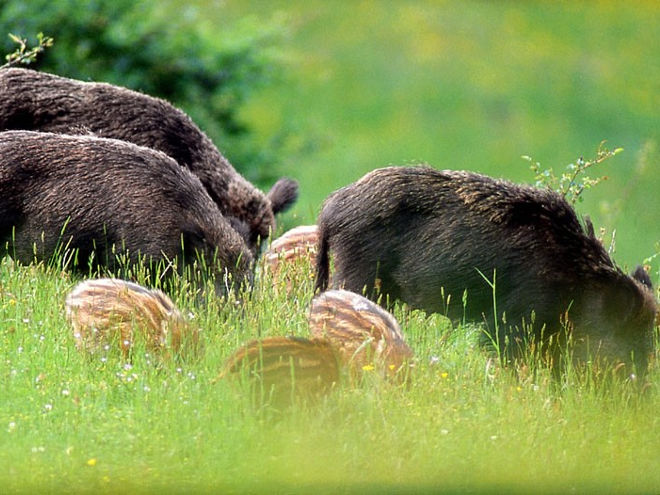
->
[0, 0, 289, 186]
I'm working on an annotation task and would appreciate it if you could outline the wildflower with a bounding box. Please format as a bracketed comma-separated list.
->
[8, 421, 16, 432]
[440, 372, 449, 379]
[362, 364, 375, 371]
[87, 458, 97, 466]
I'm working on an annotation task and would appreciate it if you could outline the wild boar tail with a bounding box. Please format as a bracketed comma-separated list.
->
[267, 178, 299, 214]
[314, 227, 330, 294]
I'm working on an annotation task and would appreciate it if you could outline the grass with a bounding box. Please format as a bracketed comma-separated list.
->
[1, 255, 658, 493]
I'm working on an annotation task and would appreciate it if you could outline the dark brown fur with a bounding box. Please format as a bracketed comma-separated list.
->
[0, 68, 298, 254]
[315, 166, 657, 375]
[0, 130, 253, 290]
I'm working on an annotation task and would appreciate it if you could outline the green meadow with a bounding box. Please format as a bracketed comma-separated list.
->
[1, 1, 659, 493]
[1, 254, 659, 493]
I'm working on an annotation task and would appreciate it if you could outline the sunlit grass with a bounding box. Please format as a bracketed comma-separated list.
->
[1, 253, 658, 493]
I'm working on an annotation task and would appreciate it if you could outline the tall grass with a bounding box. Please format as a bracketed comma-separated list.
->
[0, 254, 658, 493]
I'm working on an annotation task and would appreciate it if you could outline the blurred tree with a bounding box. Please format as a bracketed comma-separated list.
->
[0, 0, 287, 185]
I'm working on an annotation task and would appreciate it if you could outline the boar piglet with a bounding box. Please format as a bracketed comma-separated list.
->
[0, 130, 253, 293]
[315, 166, 657, 376]
[0, 68, 298, 255]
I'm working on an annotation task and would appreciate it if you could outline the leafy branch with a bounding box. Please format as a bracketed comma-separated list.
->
[1, 32, 53, 69]
[522, 141, 623, 204]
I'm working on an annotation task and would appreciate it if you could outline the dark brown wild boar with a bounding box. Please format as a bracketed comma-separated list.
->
[0, 68, 298, 254]
[0, 130, 253, 291]
[315, 166, 657, 376]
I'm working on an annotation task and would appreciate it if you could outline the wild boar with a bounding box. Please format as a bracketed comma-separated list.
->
[315, 166, 657, 375]
[219, 336, 340, 406]
[0, 67, 298, 254]
[262, 225, 319, 294]
[65, 278, 198, 357]
[0, 130, 253, 291]
[308, 289, 413, 381]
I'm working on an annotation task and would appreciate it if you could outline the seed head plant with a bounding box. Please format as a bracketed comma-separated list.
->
[1, 32, 53, 68]
[523, 140, 622, 204]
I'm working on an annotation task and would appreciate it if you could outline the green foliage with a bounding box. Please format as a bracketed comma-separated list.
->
[1, 32, 53, 68]
[0, 0, 288, 185]
[522, 141, 623, 204]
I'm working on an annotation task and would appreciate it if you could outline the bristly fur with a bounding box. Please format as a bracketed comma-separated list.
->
[0, 68, 298, 256]
[315, 165, 656, 376]
[0, 130, 253, 291]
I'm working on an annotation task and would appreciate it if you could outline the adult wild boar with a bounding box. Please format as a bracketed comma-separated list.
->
[0, 68, 298, 254]
[315, 166, 657, 375]
[0, 130, 253, 292]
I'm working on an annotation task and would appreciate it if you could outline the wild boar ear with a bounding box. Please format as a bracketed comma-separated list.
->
[228, 217, 251, 245]
[601, 274, 650, 329]
[583, 215, 596, 238]
[267, 178, 299, 214]
[631, 265, 653, 291]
